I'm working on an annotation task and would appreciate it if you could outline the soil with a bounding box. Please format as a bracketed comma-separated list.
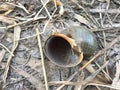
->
[0, 0, 120, 90]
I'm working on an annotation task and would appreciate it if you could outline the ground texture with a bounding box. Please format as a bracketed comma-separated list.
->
[0, 0, 120, 90]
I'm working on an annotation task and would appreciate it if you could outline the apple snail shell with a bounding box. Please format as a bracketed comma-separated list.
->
[68, 26, 97, 57]
[44, 26, 98, 67]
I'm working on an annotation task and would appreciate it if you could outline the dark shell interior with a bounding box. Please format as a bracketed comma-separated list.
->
[44, 36, 73, 66]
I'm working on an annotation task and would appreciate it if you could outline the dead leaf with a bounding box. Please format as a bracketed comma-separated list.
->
[0, 15, 15, 24]
[12, 66, 45, 90]
[49, 0, 64, 15]
[56, 1, 64, 15]
[0, 3, 15, 15]
[13, 23, 21, 48]
[59, 4, 64, 16]
[74, 14, 90, 27]
[0, 3, 14, 11]
[3, 23, 21, 82]
[17, 2, 30, 14]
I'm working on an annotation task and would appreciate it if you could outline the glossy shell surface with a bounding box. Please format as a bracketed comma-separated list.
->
[68, 26, 97, 57]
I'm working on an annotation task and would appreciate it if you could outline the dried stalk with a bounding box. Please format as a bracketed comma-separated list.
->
[35, 28, 49, 90]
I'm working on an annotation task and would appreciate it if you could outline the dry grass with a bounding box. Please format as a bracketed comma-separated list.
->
[0, 0, 120, 90]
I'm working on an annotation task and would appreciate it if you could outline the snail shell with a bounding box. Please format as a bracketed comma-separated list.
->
[44, 26, 97, 67]
[66, 26, 98, 57]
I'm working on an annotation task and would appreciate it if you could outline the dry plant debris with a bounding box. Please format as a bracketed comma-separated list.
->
[0, 0, 120, 90]
[111, 60, 120, 89]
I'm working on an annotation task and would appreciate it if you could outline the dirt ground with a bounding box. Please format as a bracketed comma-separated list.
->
[0, 0, 120, 90]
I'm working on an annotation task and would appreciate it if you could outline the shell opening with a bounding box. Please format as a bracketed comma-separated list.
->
[45, 36, 73, 66]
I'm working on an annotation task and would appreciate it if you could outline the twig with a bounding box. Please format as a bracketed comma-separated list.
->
[100, 0, 110, 29]
[103, 31, 110, 78]
[87, 83, 120, 90]
[50, 61, 109, 86]
[0, 17, 46, 30]
[92, 27, 120, 32]
[89, 9, 120, 14]
[83, 61, 109, 84]
[14, 27, 119, 42]
[56, 50, 102, 90]
[103, 23, 120, 28]
[40, 0, 51, 19]
[17, 2, 30, 14]
[111, 60, 120, 89]
[99, 4, 103, 28]
[112, 7, 120, 22]
[49, 81, 82, 86]
[35, 28, 49, 90]
[3, 23, 21, 83]
[95, 62, 112, 81]
[40, 19, 51, 34]
[71, 0, 99, 28]
[0, 43, 14, 56]
[3, 50, 14, 83]
[6, 2, 30, 14]
[57, 33, 120, 89]
[106, 35, 120, 50]
[34, 0, 50, 18]
[82, 0, 95, 6]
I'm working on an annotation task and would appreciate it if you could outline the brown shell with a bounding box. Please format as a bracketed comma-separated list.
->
[44, 26, 98, 67]
[67, 26, 98, 57]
